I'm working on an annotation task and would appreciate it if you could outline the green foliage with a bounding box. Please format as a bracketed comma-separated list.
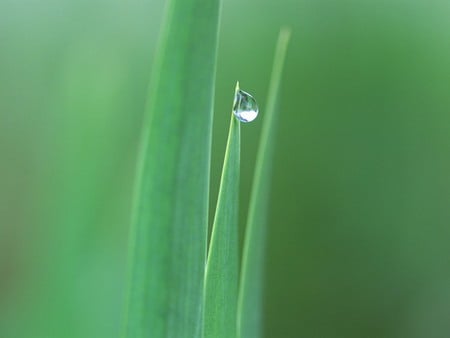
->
[123, 0, 221, 336]
[204, 29, 291, 337]
[5, 1, 450, 338]
[204, 83, 241, 338]
[238, 28, 291, 338]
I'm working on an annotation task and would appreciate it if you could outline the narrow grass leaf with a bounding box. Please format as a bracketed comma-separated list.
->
[237, 28, 291, 338]
[204, 82, 241, 338]
[123, 0, 221, 337]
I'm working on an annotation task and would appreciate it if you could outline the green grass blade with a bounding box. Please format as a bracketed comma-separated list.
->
[123, 0, 221, 337]
[237, 28, 291, 338]
[204, 82, 241, 338]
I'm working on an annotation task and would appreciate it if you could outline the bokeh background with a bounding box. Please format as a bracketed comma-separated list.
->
[2, 0, 450, 337]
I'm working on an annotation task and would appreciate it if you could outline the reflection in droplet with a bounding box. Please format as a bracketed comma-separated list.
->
[233, 88, 259, 123]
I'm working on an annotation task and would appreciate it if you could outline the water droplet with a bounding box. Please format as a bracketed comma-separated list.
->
[233, 88, 259, 123]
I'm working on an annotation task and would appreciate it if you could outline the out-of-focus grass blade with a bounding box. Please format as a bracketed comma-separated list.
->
[204, 82, 241, 338]
[237, 28, 291, 338]
[123, 0, 221, 337]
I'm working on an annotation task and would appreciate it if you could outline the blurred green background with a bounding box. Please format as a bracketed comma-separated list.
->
[2, 0, 450, 337]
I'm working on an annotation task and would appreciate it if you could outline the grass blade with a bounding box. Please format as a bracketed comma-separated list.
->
[123, 0, 221, 337]
[237, 28, 291, 338]
[204, 82, 241, 338]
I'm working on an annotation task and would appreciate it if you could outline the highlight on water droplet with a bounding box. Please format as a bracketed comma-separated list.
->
[233, 82, 259, 123]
